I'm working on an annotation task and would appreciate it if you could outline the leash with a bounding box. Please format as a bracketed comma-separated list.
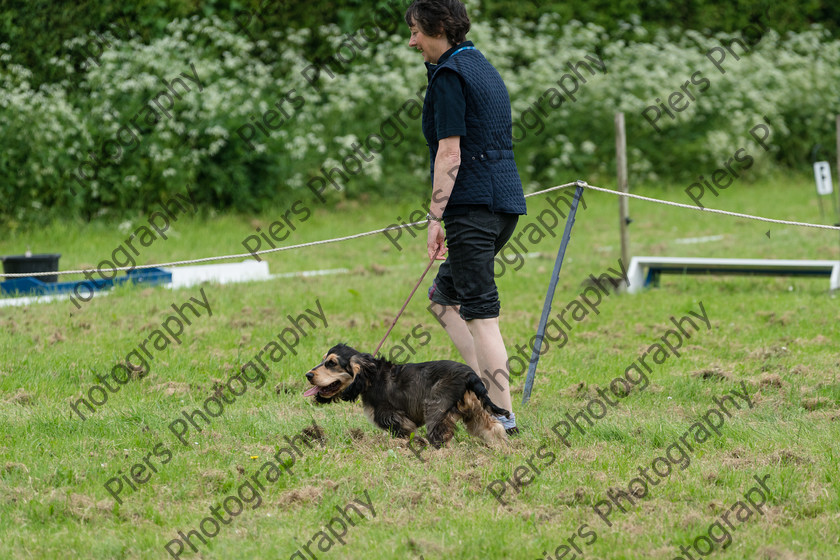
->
[372, 247, 442, 357]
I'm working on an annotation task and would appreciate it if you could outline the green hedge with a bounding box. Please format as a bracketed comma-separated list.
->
[1, 3, 839, 223]
[482, 0, 840, 37]
[2, 0, 837, 92]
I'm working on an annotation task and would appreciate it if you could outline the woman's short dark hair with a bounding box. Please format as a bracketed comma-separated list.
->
[404, 0, 471, 46]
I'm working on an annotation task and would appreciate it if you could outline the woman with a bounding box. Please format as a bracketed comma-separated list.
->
[405, 0, 527, 434]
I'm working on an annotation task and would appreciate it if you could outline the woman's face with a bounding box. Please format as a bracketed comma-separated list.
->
[408, 22, 450, 64]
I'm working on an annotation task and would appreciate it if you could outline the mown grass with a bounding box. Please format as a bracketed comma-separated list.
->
[1, 173, 839, 559]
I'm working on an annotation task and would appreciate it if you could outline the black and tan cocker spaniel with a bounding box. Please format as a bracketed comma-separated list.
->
[304, 343, 509, 448]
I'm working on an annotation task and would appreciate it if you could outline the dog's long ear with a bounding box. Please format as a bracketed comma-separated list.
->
[339, 354, 374, 402]
[350, 353, 374, 375]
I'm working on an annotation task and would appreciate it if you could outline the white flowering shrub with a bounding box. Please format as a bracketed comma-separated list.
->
[1, 13, 839, 220]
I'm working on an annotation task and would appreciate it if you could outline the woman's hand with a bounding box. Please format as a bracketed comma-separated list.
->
[427, 220, 447, 260]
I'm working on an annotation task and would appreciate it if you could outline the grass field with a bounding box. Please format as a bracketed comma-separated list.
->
[1, 175, 839, 559]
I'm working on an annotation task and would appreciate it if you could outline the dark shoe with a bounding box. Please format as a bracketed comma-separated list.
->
[505, 426, 520, 436]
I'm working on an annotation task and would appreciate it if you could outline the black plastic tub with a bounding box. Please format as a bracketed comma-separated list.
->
[1, 253, 62, 283]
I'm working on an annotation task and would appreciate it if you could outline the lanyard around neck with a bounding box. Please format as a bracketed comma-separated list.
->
[449, 45, 476, 58]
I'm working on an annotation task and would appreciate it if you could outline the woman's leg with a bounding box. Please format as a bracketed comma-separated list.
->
[428, 301, 479, 375]
[428, 209, 519, 427]
[466, 316, 512, 412]
[428, 303, 511, 411]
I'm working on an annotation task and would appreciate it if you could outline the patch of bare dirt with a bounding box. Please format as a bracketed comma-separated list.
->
[114, 360, 145, 380]
[301, 423, 326, 445]
[801, 397, 831, 411]
[199, 469, 228, 492]
[720, 447, 755, 469]
[274, 382, 296, 395]
[277, 486, 323, 506]
[406, 537, 445, 558]
[555, 487, 588, 505]
[756, 546, 804, 560]
[151, 381, 191, 396]
[759, 374, 784, 389]
[347, 428, 366, 441]
[769, 450, 809, 466]
[754, 311, 793, 327]
[48, 330, 66, 344]
[748, 346, 789, 360]
[67, 493, 112, 520]
[790, 365, 811, 376]
[691, 367, 730, 381]
[4, 462, 29, 474]
[561, 381, 588, 397]
[4, 389, 33, 405]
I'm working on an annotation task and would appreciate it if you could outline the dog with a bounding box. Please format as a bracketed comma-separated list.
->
[304, 343, 510, 448]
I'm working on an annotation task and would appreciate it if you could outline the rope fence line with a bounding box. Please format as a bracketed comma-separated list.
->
[576, 182, 840, 231]
[3, 180, 839, 279]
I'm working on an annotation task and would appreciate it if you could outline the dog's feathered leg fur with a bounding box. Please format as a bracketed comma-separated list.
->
[425, 408, 458, 448]
[380, 417, 414, 438]
[457, 392, 509, 447]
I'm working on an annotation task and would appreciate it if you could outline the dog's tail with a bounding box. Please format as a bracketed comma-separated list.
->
[466, 371, 510, 418]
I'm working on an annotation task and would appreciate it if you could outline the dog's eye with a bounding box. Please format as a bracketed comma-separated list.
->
[326, 359, 337, 368]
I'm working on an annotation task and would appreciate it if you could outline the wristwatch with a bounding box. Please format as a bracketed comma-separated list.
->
[426, 213, 442, 222]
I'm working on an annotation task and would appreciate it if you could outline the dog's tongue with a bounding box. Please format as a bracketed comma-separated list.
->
[303, 385, 320, 397]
